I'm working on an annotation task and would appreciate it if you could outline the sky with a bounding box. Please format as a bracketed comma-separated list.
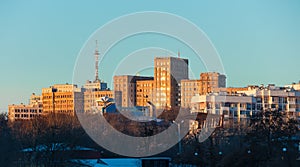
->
[0, 0, 300, 112]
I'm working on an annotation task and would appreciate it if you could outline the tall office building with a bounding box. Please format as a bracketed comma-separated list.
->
[114, 75, 154, 108]
[153, 57, 189, 110]
[42, 84, 84, 116]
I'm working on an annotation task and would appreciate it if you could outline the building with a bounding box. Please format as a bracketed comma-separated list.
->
[8, 93, 43, 122]
[83, 80, 114, 113]
[211, 87, 249, 95]
[238, 84, 300, 117]
[84, 80, 108, 91]
[153, 57, 189, 110]
[113, 75, 154, 108]
[180, 72, 227, 109]
[29, 93, 42, 106]
[8, 103, 43, 122]
[286, 82, 300, 90]
[136, 80, 154, 107]
[191, 84, 300, 118]
[42, 84, 84, 116]
[180, 79, 201, 108]
[199, 72, 226, 95]
[191, 93, 256, 119]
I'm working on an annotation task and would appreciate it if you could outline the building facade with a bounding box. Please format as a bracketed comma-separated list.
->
[136, 80, 154, 107]
[238, 85, 300, 117]
[84, 90, 113, 113]
[8, 103, 43, 122]
[113, 75, 154, 108]
[191, 93, 256, 119]
[42, 84, 84, 115]
[286, 82, 300, 91]
[153, 57, 189, 110]
[83, 80, 113, 113]
[199, 72, 226, 95]
[180, 79, 201, 108]
[191, 85, 300, 118]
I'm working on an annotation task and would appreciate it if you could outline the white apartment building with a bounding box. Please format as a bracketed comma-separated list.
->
[191, 93, 256, 119]
[238, 85, 300, 117]
[190, 85, 300, 118]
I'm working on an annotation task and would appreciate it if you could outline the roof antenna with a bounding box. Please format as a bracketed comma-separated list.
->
[94, 40, 100, 82]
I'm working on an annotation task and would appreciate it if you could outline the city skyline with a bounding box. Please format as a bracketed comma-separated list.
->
[1, 0, 300, 112]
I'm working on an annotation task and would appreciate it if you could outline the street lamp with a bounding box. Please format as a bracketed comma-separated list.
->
[173, 120, 184, 154]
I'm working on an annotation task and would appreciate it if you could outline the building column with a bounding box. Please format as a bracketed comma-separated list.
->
[237, 102, 241, 122]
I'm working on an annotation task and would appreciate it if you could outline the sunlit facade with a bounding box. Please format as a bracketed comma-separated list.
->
[42, 84, 84, 116]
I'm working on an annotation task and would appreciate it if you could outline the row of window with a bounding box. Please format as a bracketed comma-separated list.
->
[15, 114, 38, 118]
[13, 109, 42, 113]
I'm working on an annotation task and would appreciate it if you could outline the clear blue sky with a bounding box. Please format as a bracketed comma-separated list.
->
[1, 0, 300, 112]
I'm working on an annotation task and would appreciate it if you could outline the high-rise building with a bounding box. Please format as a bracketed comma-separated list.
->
[42, 84, 84, 116]
[199, 72, 226, 95]
[114, 75, 154, 108]
[153, 57, 189, 110]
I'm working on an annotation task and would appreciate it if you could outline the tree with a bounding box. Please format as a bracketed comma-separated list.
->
[245, 109, 299, 166]
[0, 113, 17, 166]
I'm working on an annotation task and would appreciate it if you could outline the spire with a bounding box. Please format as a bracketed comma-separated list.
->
[178, 49, 180, 58]
[94, 40, 100, 82]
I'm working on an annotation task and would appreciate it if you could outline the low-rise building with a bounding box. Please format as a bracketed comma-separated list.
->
[285, 82, 300, 91]
[8, 104, 43, 122]
[191, 93, 256, 119]
[191, 85, 300, 118]
[238, 84, 300, 117]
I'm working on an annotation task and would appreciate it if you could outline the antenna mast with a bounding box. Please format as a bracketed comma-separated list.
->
[95, 40, 100, 82]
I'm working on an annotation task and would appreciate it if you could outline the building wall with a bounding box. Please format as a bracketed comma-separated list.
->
[42, 84, 84, 115]
[191, 85, 300, 118]
[154, 57, 188, 109]
[113, 75, 153, 108]
[199, 72, 226, 95]
[180, 79, 200, 108]
[8, 104, 43, 122]
[211, 87, 249, 95]
[136, 80, 154, 107]
[286, 82, 300, 90]
[238, 87, 300, 117]
[84, 90, 113, 113]
[190, 93, 256, 118]
[29, 93, 42, 106]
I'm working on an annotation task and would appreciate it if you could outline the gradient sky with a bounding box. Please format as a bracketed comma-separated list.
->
[1, 0, 300, 112]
